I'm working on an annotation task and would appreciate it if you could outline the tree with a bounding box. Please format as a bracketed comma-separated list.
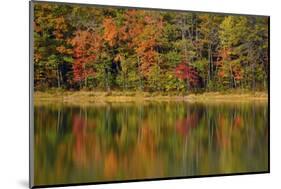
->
[33, 2, 269, 93]
[71, 30, 101, 88]
[34, 3, 73, 89]
[175, 61, 200, 91]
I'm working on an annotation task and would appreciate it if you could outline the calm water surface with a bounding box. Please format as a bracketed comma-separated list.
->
[34, 101, 268, 185]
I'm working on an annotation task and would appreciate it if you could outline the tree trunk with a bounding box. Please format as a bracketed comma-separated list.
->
[59, 69, 63, 88]
[85, 76, 87, 88]
[208, 44, 212, 89]
[137, 56, 143, 91]
[229, 65, 236, 88]
[252, 60, 256, 91]
[57, 65, 61, 88]
[181, 18, 188, 63]
[105, 70, 110, 92]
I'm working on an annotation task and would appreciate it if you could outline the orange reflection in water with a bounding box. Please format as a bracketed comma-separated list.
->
[34, 102, 268, 185]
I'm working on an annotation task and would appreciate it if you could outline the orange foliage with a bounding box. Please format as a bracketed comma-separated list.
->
[71, 30, 101, 82]
[34, 52, 42, 63]
[56, 45, 72, 55]
[103, 18, 118, 47]
[133, 15, 164, 76]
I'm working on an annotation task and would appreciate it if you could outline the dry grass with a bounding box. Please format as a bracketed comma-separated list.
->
[33, 90, 268, 105]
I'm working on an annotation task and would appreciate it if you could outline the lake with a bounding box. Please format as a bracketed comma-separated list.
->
[33, 101, 268, 185]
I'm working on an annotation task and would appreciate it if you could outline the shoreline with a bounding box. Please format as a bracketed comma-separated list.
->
[33, 91, 268, 104]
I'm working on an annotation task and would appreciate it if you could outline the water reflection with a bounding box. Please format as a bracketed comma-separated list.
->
[34, 101, 268, 185]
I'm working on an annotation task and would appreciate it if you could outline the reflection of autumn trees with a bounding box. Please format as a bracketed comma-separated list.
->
[34, 102, 268, 185]
[72, 114, 89, 167]
[175, 110, 202, 136]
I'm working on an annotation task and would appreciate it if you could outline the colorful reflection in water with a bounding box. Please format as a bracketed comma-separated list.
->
[34, 101, 268, 185]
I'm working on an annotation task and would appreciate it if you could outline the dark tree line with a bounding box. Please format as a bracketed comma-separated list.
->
[33, 2, 269, 92]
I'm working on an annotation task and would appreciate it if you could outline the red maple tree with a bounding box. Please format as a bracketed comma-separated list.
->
[175, 61, 199, 87]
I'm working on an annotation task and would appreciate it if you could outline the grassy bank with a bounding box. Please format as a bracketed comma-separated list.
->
[34, 90, 268, 104]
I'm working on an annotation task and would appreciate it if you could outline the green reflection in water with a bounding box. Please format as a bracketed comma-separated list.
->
[34, 101, 268, 185]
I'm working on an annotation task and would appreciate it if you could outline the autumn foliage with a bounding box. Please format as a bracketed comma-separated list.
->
[33, 2, 269, 92]
[175, 62, 199, 87]
[71, 30, 101, 83]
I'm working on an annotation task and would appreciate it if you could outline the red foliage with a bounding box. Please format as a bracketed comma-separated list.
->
[175, 62, 199, 87]
[71, 30, 101, 83]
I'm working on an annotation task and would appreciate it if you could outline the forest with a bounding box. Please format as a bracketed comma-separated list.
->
[33, 2, 269, 93]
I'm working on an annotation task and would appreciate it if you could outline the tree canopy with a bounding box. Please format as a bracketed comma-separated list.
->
[33, 2, 269, 92]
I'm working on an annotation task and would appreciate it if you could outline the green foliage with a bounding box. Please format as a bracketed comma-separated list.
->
[33, 2, 269, 92]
